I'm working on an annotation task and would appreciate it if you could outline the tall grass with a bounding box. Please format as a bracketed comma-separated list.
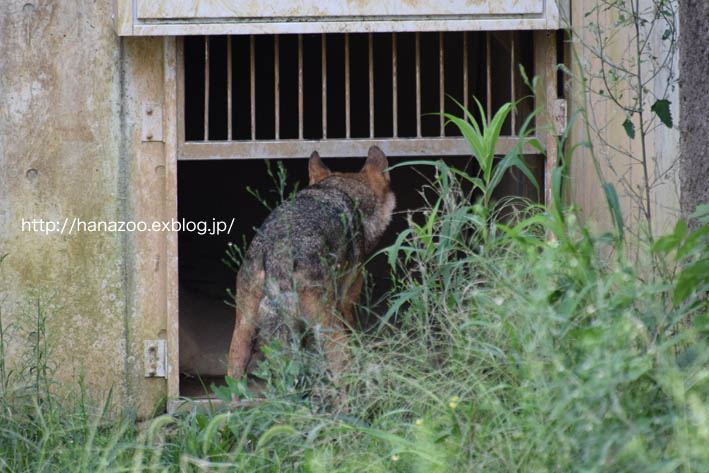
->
[1, 101, 708, 471]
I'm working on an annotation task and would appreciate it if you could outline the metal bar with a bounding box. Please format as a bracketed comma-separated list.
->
[392, 32, 398, 137]
[415, 31, 421, 138]
[345, 33, 351, 139]
[274, 34, 280, 140]
[486, 32, 491, 125]
[369, 33, 374, 138]
[227, 35, 232, 141]
[439, 31, 444, 136]
[180, 136, 540, 160]
[511, 32, 516, 134]
[463, 32, 468, 122]
[176, 38, 186, 147]
[204, 36, 209, 140]
[250, 35, 255, 140]
[165, 37, 180, 407]
[298, 34, 304, 140]
[322, 34, 327, 139]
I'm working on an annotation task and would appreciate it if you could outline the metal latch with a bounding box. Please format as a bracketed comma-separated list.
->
[144, 339, 167, 377]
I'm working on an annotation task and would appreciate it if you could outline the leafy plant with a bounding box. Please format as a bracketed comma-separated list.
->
[653, 204, 709, 306]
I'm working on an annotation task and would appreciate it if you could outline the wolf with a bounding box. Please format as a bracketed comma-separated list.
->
[227, 146, 396, 383]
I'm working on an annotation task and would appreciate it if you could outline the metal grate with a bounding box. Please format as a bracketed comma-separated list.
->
[177, 31, 535, 160]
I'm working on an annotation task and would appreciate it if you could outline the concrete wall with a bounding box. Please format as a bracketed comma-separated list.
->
[566, 0, 681, 236]
[0, 0, 167, 418]
[679, 0, 709, 224]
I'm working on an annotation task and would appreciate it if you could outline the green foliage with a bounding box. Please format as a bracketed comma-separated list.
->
[602, 182, 625, 243]
[1, 102, 707, 472]
[436, 95, 541, 210]
[651, 98, 673, 129]
[375, 159, 709, 471]
[653, 204, 709, 306]
[212, 339, 332, 407]
[622, 117, 636, 139]
[246, 159, 300, 212]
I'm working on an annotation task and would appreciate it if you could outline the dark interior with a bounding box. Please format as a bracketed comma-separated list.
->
[178, 31, 539, 397]
[183, 31, 535, 142]
[177, 154, 542, 396]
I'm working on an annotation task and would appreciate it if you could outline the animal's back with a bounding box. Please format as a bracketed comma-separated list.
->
[242, 182, 364, 293]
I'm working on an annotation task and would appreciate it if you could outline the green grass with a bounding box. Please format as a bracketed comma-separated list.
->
[1, 105, 708, 472]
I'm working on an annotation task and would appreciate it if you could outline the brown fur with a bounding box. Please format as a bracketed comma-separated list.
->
[228, 146, 395, 382]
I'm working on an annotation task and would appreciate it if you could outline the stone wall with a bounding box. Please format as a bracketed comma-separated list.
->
[679, 0, 709, 224]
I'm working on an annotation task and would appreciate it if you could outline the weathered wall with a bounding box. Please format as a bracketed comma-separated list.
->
[567, 0, 681, 236]
[0, 0, 167, 417]
[679, 0, 709, 223]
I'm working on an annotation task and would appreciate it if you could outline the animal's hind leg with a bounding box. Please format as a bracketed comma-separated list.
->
[297, 286, 350, 382]
[339, 271, 363, 328]
[228, 269, 264, 380]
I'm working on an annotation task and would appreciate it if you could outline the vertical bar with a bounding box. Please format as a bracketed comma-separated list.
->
[204, 36, 209, 140]
[274, 34, 280, 140]
[322, 35, 327, 139]
[369, 33, 374, 138]
[486, 32, 492, 125]
[176, 38, 186, 149]
[463, 32, 469, 122]
[439, 31, 445, 136]
[415, 31, 421, 138]
[227, 36, 233, 141]
[534, 31, 557, 210]
[298, 34, 304, 140]
[164, 37, 179, 407]
[511, 32, 516, 134]
[392, 32, 398, 137]
[250, 35, 256, 140]
[345, 33, 351, 139]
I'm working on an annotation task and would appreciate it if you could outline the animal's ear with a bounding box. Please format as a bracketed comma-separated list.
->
[362, 146, 390, 183]
[308, 151, 331, 185]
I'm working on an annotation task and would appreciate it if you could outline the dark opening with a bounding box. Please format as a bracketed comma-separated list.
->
[325, 34, 346, 138]
[183, 32, 534, 142]
[177, 154, 543, 397]
[184, 36, 205, 141]
[556, 29, 565, 99]
[178, 31, 542, 397]
[231, 35, 252, 140]
[302, 34, 323, 140]
[372, 33, 393, 137]
[254, 35, 276, 140]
